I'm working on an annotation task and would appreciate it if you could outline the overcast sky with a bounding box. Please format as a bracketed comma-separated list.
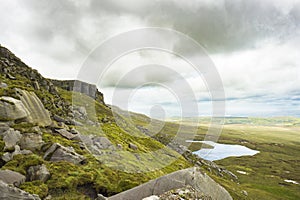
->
[1, 0, 300, 117]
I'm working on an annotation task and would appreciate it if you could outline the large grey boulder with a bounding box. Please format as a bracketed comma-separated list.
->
[2, 145, 32, 162]
[2, 128, 22, 150]
[0, 169, 26, 187]
[16, 89, 52, 127]
[108, 167, 233, 200]
[0, 122, 10, 134]
[0, 180, 40, 200]
[43, 143, 86, 165]
[55, 129, 78, 140]
[0, 97, 29, 121]
[19, 132, 44, 151]
[27, 164, 50, 183]
[93, 136, 113, 149]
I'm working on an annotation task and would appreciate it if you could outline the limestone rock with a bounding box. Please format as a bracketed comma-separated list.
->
[27, 164, 50, 183]
[0, 122, 10, 134]
[43, 143, 86, 165]
[2, 145, 32, 162]
[0, 97, 29, 121]
[55, 129, 78, 140]
[19, 132, 44, 151]
[0, 180, 40, 200]
[93, 137, 113, 149]
[0, 169, 26, 187]
[129, 143, 138, 150]
[16, 89, 52, 127]
[108, 167, 233, 200]
[0, 82, 8, 88]
[2, 129, 22, 150]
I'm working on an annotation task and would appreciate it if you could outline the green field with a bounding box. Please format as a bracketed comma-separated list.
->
[162, 118, 300, 199]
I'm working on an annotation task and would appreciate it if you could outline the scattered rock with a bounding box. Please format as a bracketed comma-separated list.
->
[0, 82, 7, 88]
[93, 137, 113, 149]
[2, 128, 22, 150]
[55, 129, 78, 140]
[2, 145, 32, 162]
[70, 128, 80, 135]
[0, 122, 10, 134]
[53, 115, 66, 123]
[129, 143, 138, 150]
[117, 144, 122, 149]
[0, 169, 26, 187]
[242, 190, 248, 196]
[27, 164, 50, 183]
[43, 143, 86, 165]
[32, 81, 40, 90]
[19, 132, 44, 151]
[66, 119, 83, 126]
[6, 73, 16, 80]
[0, 97, 29, 121]
[77, 106, 87, 117]
[0, 180, 40, 200]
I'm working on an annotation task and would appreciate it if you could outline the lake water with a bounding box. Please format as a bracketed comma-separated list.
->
[187, 140, 260, 161]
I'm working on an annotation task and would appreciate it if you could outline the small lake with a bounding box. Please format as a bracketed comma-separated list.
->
[186, 140, 260, 161]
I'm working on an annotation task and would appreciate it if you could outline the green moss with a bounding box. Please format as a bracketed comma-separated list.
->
[20, 181, 49, 199]
[2, 154, 44, 175]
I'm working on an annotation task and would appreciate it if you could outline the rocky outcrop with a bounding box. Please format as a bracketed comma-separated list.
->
[43, 143, 86, 165]
[19, 132, 44, 151]
[0, 180, 40, 200]
[1, 128, 22, 150]
[108, 167, 232, 200]
[55, 128, 79, 140]
[16, 89, 52, 127]
[93, 136, 113, 150]
[26, 164, 50, 183]
[52, 80, 104, 104]
[0, 169, 26, 187]
[0, 97, 29, 121]
[2, 145, 32, 162]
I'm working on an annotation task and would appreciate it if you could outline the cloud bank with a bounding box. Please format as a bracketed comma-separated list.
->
[0, 0, 299, 117]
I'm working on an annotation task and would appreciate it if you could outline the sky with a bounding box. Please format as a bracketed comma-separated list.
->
[0, 0, 300, 118]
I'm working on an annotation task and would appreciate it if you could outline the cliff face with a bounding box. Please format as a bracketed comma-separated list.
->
[52, 80, 104, 104]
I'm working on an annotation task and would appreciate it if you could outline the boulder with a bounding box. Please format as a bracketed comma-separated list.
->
[53, 115, 66, 123]
[0, 180, 40, 200]
[19, 132, 44, 151]
[43, 143, 86, 165]
[2, 129, 22, 150]
[0, 82, 7, 88]
[77, 106, 87, 117]
[108, 167, 233, 200]
[2, 145, 32, 162]
[26, 164, 50, 183]
[55, 129, 78, 140]
[93, 137, 113, 149]
[0, 122, 10, 135]
[16, 89, 52, 127]
[129, 143, 138, 150]
[0, 169, 26, 187]
[0, 97, 29, 121]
